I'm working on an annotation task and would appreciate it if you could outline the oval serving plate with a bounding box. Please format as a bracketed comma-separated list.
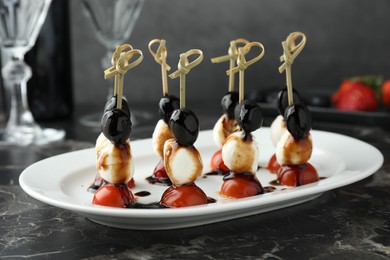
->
[19, 128, 383, 230]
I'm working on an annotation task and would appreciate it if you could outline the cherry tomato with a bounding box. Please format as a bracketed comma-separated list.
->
[160, 183, 208, 208]
[267, 154, 280, 173]
[146, 160, 172, 185]
[127, 178, 135, 189]
[153, 159, 169, 179]
[220, 174, 263, 198]
[277, 163, 319, 186]
[298, 163, 319, 185]
[92, 184, 134, 208]
[210, 149, 229, 172]
[277, 166, 298, 186]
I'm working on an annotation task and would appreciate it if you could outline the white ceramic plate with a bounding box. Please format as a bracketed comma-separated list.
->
[19, 128, 383, 230]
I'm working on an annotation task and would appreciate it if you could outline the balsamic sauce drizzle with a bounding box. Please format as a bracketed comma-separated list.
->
[89, 168, 326, 208]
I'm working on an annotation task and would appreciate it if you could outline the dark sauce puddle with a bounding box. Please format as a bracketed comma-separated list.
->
[146, 176, 172, 186]
[128, 196, 216, 209]
[134, 191, 151, 197]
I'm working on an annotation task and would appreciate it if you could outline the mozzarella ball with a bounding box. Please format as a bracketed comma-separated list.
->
[222, 131, 259, 174]
[163, 138, 203, 185]
[152, 119, 174, 158]
[270, 115, 287, 147]
[213, 114, 238, 147]
[276, 131, 313, 165]
[95, 133, 134, 184]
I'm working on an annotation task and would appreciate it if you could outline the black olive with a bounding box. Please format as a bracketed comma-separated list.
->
[101, 108, 132, 145]
[158, 95, 180, 124]
[104, 96, 130, 116]
[221, 91, 239, 119]
[169, 108, 199, 146]
[277, 88, 303, 116]
[234, 100, 263, 133]
[284, 104, 312, 140]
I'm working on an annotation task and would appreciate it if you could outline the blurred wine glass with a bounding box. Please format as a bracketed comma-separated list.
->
[0, 0, 65, 145]
[80, 0, 152, 128]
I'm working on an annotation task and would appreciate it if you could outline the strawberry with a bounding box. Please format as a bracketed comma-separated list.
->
[381, 80, 390, 107]
[335, 84, 378, 111]
[331, 80, 366, 105]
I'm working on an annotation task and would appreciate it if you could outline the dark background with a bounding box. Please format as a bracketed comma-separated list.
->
[70, 0, 390, 110]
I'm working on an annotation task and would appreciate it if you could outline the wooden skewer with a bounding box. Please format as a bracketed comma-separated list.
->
[169, 49, 204, 109]
[279, 32, 306, 106]
[148, 39, 171, 96]
[227, 42, 265, 103]
[110, 44, 133, 97]
[104, 45, 144, 109]
[211, 38, 249, 92]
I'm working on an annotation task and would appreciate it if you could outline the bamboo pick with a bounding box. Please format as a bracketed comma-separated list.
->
[211, 38, 249, 92]
[227, 42, 265, 103]
[110, 44, 133, 97]
[148, 39, 171, 96]
[104, 46, 144, 109]
[169, 49, 204, 109]
[278, 32, 306, 106]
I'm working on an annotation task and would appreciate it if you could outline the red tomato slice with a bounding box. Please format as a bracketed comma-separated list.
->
[93, 184, 134, 208]
[210, 149, 229, 172]
[160, 183, 208, 208]
[220, 174, 263, 198]
[127, 178, 135, 189]
[153, 159, 169, 179]
[267, 154, 281, 173]
[277, 163, 319, 186]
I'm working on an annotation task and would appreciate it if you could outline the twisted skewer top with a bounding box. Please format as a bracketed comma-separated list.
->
[169, 49, 204, 108]
[278, 32, 306, 106]
[148, 39, 171, 96]
[104, 44, 143, 109]
[211, 38, 250, 92]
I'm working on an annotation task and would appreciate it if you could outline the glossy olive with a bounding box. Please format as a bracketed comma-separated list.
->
[277, 88, 303, 116]
[221, 91, 239, 119]
[101, 108, 132, 145]
[104, 96, 130, 116]
[234, 100, 263, 133]
[169, 108, 199, 146]
[284, 104, 312, 140]
[158, 95, 180, 124]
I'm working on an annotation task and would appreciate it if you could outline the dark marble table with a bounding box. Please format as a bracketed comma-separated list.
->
[1, 105, 389, 260]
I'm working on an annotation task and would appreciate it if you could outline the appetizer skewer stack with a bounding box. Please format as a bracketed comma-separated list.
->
[271, 32, 319, 186]
[147, 39, 180, 186]
[220, 42, 265, 198]
[210, 39, 249, 174]
[92, 45, 143, 208]
[159, 49, 209, 207]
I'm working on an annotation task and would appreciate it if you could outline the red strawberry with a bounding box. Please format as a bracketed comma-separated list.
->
[381, 80, 390, 107]
[336, 84, 378, 111]
[332, 80, 366, 105]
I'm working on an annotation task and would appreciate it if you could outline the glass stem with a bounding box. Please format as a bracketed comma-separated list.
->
[2, 53, 38, 132]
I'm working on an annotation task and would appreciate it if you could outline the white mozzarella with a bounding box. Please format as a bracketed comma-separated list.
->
[212, 114, 238, 147]
[95, 133, 134, 184]
[222, 131, 259, 174]
[270, 115, 287, 147]
[152, 119, 174, 158]
[276, 131, 313, 165]
[163, 138, 203, 185]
